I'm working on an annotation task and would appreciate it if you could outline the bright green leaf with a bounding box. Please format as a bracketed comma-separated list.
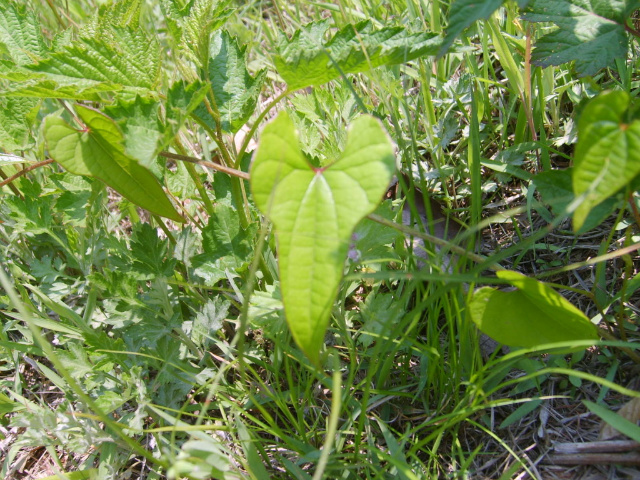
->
[193, 30, 266, 133]
[572, 91, 640, 231]
[439, 0, 505, 56]
[44, 104, 183, 222]
[274, 20, 442, 90]
[250, 111, 395, 364]
[469, 270, 598, 348]
[523, 0, 636, 77]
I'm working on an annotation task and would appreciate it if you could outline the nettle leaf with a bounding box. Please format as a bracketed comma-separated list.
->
[193, 204, 257, 285]
[0, 96, 39, 150]
[274, 20, 442, 91]
[522, 0, 636, 77]
[44, 105, 183, 222]
[166, 80, 210, 141]
[160, 0, 234, 66]
[251, 111, 395, 364]
[0, 78, 123, 101]
[193, 30, 266, 133]
[572, 91, 640, 232]
[22, 25, 159, 94]
[0, 1, 49, 65]
[439, 0, 505, 55]
[469, 270, 598, 348]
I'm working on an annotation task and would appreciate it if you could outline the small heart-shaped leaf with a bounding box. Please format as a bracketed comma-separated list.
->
[44, 104, 182, 222]
[251, 111, 395, 364]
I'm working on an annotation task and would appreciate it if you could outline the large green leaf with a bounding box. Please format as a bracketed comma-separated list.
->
[469, 270, 598, 348]
[523, 0, 638, 77]
[250, 111, 395, 364]
[193, 30, 266, 133]
[44, 105, 183, 222]
[572, 91, 640, 232]
[274, 20, 442, 91]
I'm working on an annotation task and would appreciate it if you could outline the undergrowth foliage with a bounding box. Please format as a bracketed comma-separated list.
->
[0, 0, 639, 478]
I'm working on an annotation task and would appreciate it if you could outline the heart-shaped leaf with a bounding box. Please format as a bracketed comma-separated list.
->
[469, 270, 598, 348]
[250, 111, 395, 364]
[44, 104, 183, 222]
[572, 91, 640, 232]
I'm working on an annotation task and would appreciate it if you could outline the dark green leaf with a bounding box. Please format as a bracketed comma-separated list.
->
[275, 20, 442, 90]
[440, 0, 505, 56]
[193, 30, 266, 133]
[523, 0, 634, 77]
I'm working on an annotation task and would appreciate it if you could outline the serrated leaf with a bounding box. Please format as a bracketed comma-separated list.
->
[166, 79, 210, 141]
[0, 2, 49, 65]
[24, 26, 159, 91]
[469, 270, 598, 348]
[192, 204, 257, 285]
[439, 0, 505, 56]
[191, 297, 229, 348]
[522, 0, 634, 77]
[160, 0, 234, 66]
[44, 105, 183, 222]
[572, 91, 640, 232]
[0, 96, 38, 150]
[275, 20, 442, 90]
[0, 77, 123, 101]
[193, 30, 266, 133]
[130, 223, 177, 278]
[250, 111, 395, 364]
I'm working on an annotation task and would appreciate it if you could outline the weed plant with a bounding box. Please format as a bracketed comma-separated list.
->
[0, 1, 639, 479]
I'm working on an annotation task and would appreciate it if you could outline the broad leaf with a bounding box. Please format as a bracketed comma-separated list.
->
[440, 0, 505, 56]
[469, 270, 598, 348]
[44, 105, 183, 222]
[274, 20, 442, 90]
[572, 91, 640, 232]
[193, 30, 266, 133]
[251, 111, 395, 364]
[523, 0, 637, 77]
[0, 2, 49, 65]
